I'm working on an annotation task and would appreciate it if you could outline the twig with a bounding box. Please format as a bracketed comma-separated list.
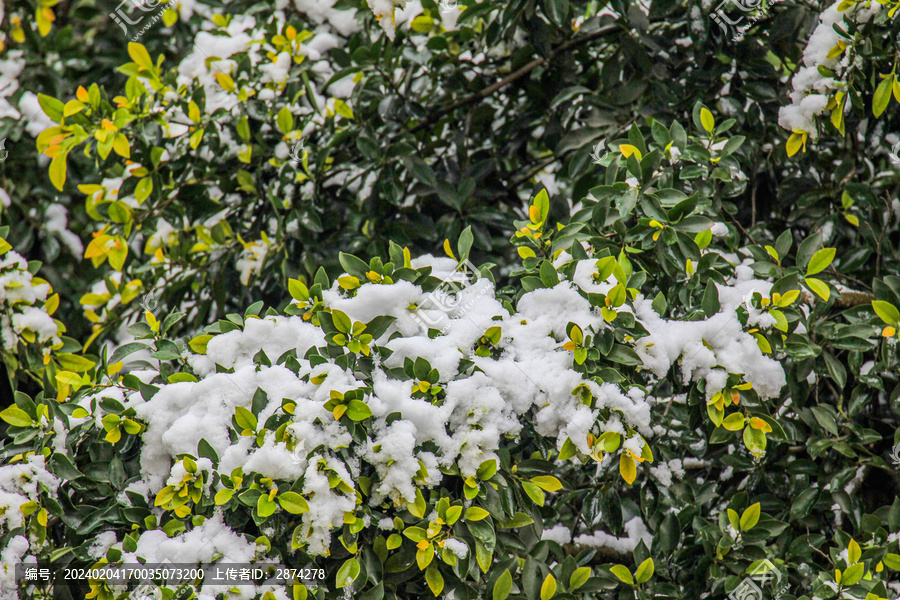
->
[408, 26, 619, 135]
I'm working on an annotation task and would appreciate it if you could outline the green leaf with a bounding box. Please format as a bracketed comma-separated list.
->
[493, 569, 512, 600]
[409, 488, 427, 518]
[521, 481, 545, 506]
[332, 309, 352, 333]
[727, 508, 740, 531]
[277, 106, 294, 134]
[347, 400, 372, 421]
[533, 188, 550, 224]
[135, 178, 153, 203]
[278, 492, 310, 514]
[806, 247, 835, 276]
[569, 567, 591, 590]
[38, 94, 65, 121]
[0, 406, 33, 427]
[214, 489, 233, 506]
[336, 558, 360, 588]
[57, 353, 95, 373]
[873, 300, 900, 324]
[842, 562, 864, 586]
[425, 565, 444, 596]
[610, 565, 633, 585]
[234, 406, 257, 432]
[458, 226, 474, 261]
[882, 553, 900, 570]
[873, 76, 893, 117]
[257, 495, 277, 517]
[740, 503, 761, 530]
[403, 526, 427, 542]
[476, 459, 498, 481]
[634, 558, 654, 584]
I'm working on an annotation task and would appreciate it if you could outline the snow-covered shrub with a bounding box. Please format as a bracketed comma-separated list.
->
[4, 0, 900, 599]
[0, 226, 64, 385]
[6, 113, 900, 596]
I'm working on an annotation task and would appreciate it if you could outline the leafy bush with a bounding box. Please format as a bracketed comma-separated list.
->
[4, 0, 900, 599]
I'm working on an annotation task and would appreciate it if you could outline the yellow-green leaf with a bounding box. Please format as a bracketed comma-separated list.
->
[873, 76, 893, 117]
[848, 539, 861, 564]
[465, 507, 490, 521]
[619, 452, 636, 485]
[842, 562, 865, 586]
[278, 491, 310, 514]
[425, 565, 444, 596]
[335, 558, 360, 588]
[493, 569, 512, 600]
[739, 502, 761, 530]
[873, 301, 900, 325]
[569, 566, 591, 590]
[57, 353, 96, 373]
[128, 42, 155, 72]
[722, 412, 745, 431]
[530, 475, 563, 492]
[49, 153, 67, 191]
[700, 107, 715, 133]
[610, 564, 633, 585]
[634, 558, 654, 584]
[234, 406, 257, 432]
[805, 277, 830, 301]
[0, 406, 33, 427]
[806, 247, 835, 276]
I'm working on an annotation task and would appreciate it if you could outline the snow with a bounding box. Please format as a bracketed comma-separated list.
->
[44, 204, 84, 256]
[573, 516, 652, 552]
[443, 538, 469, 558]
[778, 0, 882, 137]
[541, 525, 573, 545]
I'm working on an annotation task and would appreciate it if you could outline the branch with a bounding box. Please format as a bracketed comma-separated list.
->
[408, 25, 619, 135]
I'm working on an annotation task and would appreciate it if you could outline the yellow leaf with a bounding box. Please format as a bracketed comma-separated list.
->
[786, 132, 806, 157]
[127, 42, 155, 72]
[617, 144, 643, 160]
[49, 153, 68, 191]
[215, 73, 236, 92]
[113, 133, 130, 159]
[619, 452, 636, 484]
[443, 239, 456, 260]
[540, 574, 556, 600]
[700, 107, 715, 133]
[45, 293, 60, 315]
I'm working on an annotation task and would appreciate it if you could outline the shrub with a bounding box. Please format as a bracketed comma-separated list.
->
[3, 0, 900, 600]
